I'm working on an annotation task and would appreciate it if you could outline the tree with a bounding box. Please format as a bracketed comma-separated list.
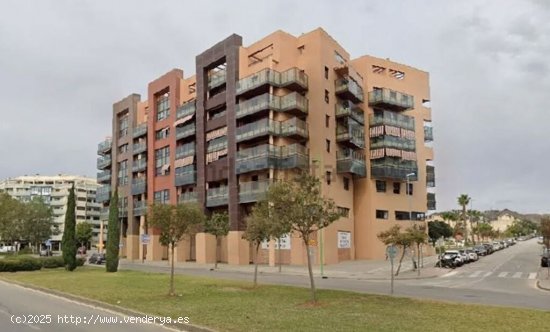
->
[61, 185, 77, 271]
[204, 211, 229, 269]
[428, 221, 453, 246]
[457, 194, 471, 244]
[148, 202, 205, 296]
[22, 197, 54, 253]
[407, 224, 428, 275]
[0, 193, 23, 247]
[106, 189, 120, 273]
[76, 222, 93, 248]
[540, 217, 550, 249]
[265, 182, 293, 273]
[467, 210, 483, 244]
[476, 223, 493, 242]
[243, 201, 271, 287]
[378, 225, 414, 276]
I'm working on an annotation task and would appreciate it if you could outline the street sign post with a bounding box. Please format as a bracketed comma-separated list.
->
[386, 245, 398, 295]
[141, 234, 150, 244]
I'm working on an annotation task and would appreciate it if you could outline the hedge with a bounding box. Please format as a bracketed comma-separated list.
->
[0, 256, 85, 272]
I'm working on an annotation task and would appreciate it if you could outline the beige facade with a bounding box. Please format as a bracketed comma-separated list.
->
[97, 28, 435, 265]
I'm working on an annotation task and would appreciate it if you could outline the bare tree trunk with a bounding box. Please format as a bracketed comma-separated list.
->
[395, 246, 407, 276]
[214, 236, 219, 269]
[304, 238, 317, 303]
[278, 238, 282, 273]
[253, 242, 260, 287]
[169, 243, 175, 296]
[417, 243, 421, 276]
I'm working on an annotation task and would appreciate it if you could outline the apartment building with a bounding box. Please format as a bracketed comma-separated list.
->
[97, 27, 436, 265]
[0, 175, 102, 250]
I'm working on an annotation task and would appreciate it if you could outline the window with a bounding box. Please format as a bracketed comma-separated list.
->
[407, 183, 413, 195]
[337, 207, 350, 218]
[324, 89, 329, 104]
[343, 177, 349, 191]
[155, 146, 170, 176]
[325, 171, 331, 185]
[251, 175, 258, 182]
[326, 139, 330, 153]
[393, 182, 400, 194]
[156, 93, 170, 121]
[376, 180, 386, 193]
[118, 160, 128, 186]
[325, 115, 330, 128]
[324, 66, 329, 79]
[154, 190, 170, 204]
[376, 210, 388, 219]
[395, 211, 410, 220]
[155, 127, 170, 140]
[119, 144, 129, 154]
[118, 113, 129, 137]
[412, 212, 426, 221]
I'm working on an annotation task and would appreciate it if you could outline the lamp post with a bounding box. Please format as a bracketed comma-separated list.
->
[406, 172, 416, 271]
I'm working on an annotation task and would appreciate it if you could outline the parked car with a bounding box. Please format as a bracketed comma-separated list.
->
[465, 249, 478, 261]
[542, 249, 549, 268]
[492, 242, 502, 251]
[458, 249, 470, 263]
[482, 243, 494, 254]
[39, 247, 52, 256]
[0, 246, 15, 253]
[442, 250, 463, 267]
[88, 253, 105, 264]
[473, 245, 488, 256]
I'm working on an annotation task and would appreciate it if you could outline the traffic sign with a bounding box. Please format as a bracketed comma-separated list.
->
[141, 234, 150, 244]
[386, 245, 398, 259]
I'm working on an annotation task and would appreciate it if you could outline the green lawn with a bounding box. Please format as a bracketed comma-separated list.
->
[1, 268, 548, 332]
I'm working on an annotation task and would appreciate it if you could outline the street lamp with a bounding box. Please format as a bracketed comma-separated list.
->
[405, 173, 416, 221]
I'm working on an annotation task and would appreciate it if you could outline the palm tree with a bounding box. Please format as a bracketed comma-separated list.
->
[457, 194, 471, 244]
[468, 210, 483, 244]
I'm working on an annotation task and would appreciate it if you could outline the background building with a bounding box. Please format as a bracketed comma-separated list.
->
[97, 28, 435, 265]
[0, 175, 102, 250]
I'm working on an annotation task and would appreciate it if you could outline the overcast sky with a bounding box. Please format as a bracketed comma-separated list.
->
[1, 0, 548, 213]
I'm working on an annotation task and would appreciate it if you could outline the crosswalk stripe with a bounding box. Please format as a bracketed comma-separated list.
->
[498, 272, 508, 278]
[469, 271, 482, 278]
[483, 271, 492, 277]
[528, 273, 537, 280]
[512, 272, 522, 278]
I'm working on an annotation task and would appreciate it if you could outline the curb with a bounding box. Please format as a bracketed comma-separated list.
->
[536, 280, 550, 291]
[0, 277, 216, 332]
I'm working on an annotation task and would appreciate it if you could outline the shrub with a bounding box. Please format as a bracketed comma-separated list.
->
[18, 247, 33, 255]
[41, 256, 65, 269]
[76, 257, 85, 267]
[0, 257, 42, 272]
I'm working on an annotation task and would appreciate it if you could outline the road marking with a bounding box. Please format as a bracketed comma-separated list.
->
[528, 273, 537, 280]
[442, 271, 458, 278]
[469, 271, 482, 278]
[512, 272, 522, 279]
[483, 272, 492, 277]
[498, 272, 508, 278]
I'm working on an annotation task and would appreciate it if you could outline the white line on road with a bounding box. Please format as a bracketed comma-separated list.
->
[469, 271, 482, 278]
[512, 272, 522, 279]
[442, 271, 458, 278]
[498, 272, 508, 278]
[483, 272, 492, 277]
[528, 273, 537, 280]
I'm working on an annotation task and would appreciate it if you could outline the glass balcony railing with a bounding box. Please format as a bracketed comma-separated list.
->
[280, 92, 308, 115]
[132, 159, 147, 173]
[97, 156, 111, 169]
[100, 207, 109, 219]
[133, 123, 147, 138]
[336, 124, 365, 149]
[370, 136, 416, 151]
[239, 179, 272, 203]
[207, 136, 228, 153]
[176, 101, 196, 119]
[236, 144, 308, 174]
[132, 142, 147, 155]
[336, 150, 366, 178]
[426, 165, 435, 187]
[369, 110, 415, 130]
[133, 200, 147, 216]
[178, 191, 198, 204]
[175, 142, 195, 159]
[427, 193, 436, 210]
[176, 123, 195, 140]
[206, 186, 228, 207]
[236, 92, 308, 119]
[236, 68, 308, 97]
[424, 126, 433, 142]
[97, 139, 112, 155]
[96, 185, 111, 203]
[131, 178, 146, 195]
[208, 70, 226, 90]
[97, 170, 111, 183]
[175, 171, 196, 186]
[335, 76, 364, 103]
[370, 159, 418, 181]
[236, 118, 278, 142]
[335, 102, 364, 125]
[280, 68, 308, 91]
[368, 88, 414, 111]
[280, 117, 308, 139]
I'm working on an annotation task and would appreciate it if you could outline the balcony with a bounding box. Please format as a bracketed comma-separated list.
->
[236, 93, 308, 120]
[424, 126, 433, 142]
[370, 159, 418, 181]
[100, 207, 109, 220]
[369, 136, 416, 151]
[335, 76, 364, 104]
[176, 123, 195, 140]
[133, 200, 147, 216]
[239, 179, 272, 203]
[206, 186, 228, 207]
[175, 142, 195, 159]
[236, 68, 280, 97]
[131, 178, 146, 195]
[132, 142, 147, 155]
[335, 102, 364, 125]
[368, 88, 414, 111]
[236, 144, 308, 174]
[236, 118, 278, 143]
[133, 123, 147, 138]
[278, 144, 309, 169]
[97, 139, 112, 155]
[279, 117, 308, 140]
[132, 159, 147, 173]
[97, 156, 111, 170]
[279, 68, 308, 92]
[427, 193, 436, 210]
[279, 92, 308, 116]
[176, 101, 196, 120]
[426, 165, 435, 187]
[178, 191, 198, 204]
[208, 70, 226, 90]
[336, 123, 365, 149]
[96, 185, 111, 203]
[97, 170, 111, 183]
[369, 110, 415, 130]
[336, 150, 366, 178]
[175, 171, 196, 187]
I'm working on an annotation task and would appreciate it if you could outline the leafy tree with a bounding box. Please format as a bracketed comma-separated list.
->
[540, 217, 550, 248]
[204, 211, 229, 269]
[428, 221, 453, 246]
[22, 197, 54, 253]
[407, 224, 428, 275]
[76, 222, 93, 248]
[457, 194, 471, 243]
[377, 225, 413, 276]
[467, 210, 483, 244]
[0, 193, 23, 247]
[106, 189, 120, 273]
[148, 202, 205, 296]
[61, 185, 77, 271]
[265, 182, 293, 273]
[243, 201, 271, 287]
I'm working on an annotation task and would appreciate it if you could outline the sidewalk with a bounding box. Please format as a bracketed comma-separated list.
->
[537, 268, 550, 291]
[120, 254, 446, 280]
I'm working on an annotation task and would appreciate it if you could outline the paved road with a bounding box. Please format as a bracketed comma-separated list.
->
[121, 238, 549, 310]
[0, 281, 178, 332]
